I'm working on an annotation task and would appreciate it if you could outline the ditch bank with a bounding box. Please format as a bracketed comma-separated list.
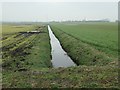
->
[50, 26, 117, 66]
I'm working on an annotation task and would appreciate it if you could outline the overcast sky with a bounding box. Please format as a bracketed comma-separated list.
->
[1, 2, 118, 22]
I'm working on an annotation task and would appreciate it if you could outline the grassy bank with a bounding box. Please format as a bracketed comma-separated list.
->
[2, 65, 119, 88]
[50, 22, 118, 66]
[25, 26, 52, 70]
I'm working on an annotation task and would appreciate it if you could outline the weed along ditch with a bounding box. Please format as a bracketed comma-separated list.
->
[48, 25, 76, 68]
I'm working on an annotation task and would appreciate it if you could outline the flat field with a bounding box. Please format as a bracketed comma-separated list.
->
[51, 22, 118, 65]
[51, 22, 118, 57]
[1, 23, 119, 88]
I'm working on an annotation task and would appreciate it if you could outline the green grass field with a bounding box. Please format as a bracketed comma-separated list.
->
[1, 22, 119, 88]
[2, 25, 36, 34]
[50, 22, 118, 66]
[51, 22, 118, 57]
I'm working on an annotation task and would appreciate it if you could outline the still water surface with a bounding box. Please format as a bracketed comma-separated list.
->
[48, 25, 76, 68]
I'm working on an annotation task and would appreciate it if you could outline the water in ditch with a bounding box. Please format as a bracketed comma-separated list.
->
[48, 25, 76, 68]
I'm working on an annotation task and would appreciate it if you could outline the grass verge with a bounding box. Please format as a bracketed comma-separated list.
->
[2, 65, 119, 88]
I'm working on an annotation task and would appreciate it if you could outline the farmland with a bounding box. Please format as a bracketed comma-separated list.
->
[2, 24, 52, 72]
[1, 22, 119, 88]
[50, 22, 118, 66]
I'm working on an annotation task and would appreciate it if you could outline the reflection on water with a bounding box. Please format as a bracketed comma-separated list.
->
[48, 25, 76, 68]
